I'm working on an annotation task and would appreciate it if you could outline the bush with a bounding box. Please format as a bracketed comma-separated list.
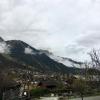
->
[30, 87, 50, 97]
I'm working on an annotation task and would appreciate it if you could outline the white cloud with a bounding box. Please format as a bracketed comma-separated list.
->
[24, 47, 34, 55]
[0, 42, 10, 53]
[24, 47, 32, 54]
[0, 0, 100, 61]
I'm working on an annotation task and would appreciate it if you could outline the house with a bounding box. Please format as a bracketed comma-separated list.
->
[0, 73, 21, 100]
[37, 80, 58, 90]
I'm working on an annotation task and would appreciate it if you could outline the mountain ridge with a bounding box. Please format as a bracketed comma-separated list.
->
[0, 37, 82, 74]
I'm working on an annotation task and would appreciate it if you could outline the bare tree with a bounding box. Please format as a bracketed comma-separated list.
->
[88, 49, 100, 81]
[89, 49, 100, 69]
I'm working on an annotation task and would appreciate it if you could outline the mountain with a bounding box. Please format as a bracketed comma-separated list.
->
[6, 40, 39, 54]
[0, 53, 29, 71]
[0, 37, 82, 74]
[0, 37, 4, 42]
[39, 50, 84, 67]
[50, 56, 84, 68]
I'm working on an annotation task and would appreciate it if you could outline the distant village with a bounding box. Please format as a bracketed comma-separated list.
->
[0, 67, 100, 100]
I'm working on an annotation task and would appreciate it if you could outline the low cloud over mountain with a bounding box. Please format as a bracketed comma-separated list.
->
[0, 37, 82, 74]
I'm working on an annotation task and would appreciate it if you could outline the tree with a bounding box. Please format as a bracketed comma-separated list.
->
[89, 49, 100, 81]
[89, 49, 100, 69]
[72, 79, 87, 100]
[30, 87, 50, 98]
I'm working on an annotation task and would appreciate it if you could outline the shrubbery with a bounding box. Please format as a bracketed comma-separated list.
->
[30, 87, 50, 97]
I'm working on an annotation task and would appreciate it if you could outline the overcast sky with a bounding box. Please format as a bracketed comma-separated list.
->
[0, 0, 100, 61]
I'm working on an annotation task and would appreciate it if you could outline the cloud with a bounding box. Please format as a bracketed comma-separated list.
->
[77, 32, 100, 48]
[24, 47, 35, 55]
[0, 0, 48, 31]
[0, 42, 10, 53]
[64, 43, 90, 61]
[0, 0, 100, 61]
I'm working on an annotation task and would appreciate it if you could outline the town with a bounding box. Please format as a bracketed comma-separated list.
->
[0, 66, 100, 100]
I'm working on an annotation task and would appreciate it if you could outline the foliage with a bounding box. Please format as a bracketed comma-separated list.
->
[72, 78, 87, 99]
[30, 87, 50, 97]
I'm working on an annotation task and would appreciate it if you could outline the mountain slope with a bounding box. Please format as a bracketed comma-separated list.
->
[0, 53, 29, 71]
[0, 37, 81, 74]
[39, 50, 84, 67]
[6, 40, 39, 54]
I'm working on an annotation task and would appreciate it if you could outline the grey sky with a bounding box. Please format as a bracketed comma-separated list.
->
[0, 0, 100, 61]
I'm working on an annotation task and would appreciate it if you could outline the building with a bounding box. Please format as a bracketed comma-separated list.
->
[0, 73, 21, 100]
[37, 80, 58, 90]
